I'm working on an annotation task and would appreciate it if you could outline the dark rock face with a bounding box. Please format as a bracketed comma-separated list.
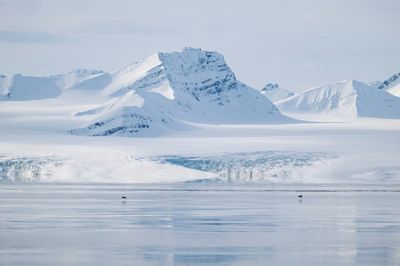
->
[159, 48, 239, 105]
[378, 72, 400, 90]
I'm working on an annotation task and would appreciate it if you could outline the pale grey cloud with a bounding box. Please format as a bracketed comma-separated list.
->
[76, 21, 173, 35]
[0, 30, 73, 43]
[0, 0, 399, 91]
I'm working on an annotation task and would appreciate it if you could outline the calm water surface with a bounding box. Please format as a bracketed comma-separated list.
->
[0, 183, 400, 265]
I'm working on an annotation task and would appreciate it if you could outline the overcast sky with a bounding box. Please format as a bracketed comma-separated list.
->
[0, 0, 399, 91]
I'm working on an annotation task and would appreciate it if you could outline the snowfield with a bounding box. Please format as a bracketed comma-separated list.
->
[277, 80, 400, 121]
[0, 95, 399, 184]
[0, 48, 399, 184]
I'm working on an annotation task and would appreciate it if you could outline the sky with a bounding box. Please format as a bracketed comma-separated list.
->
[0, 0, 399, 91]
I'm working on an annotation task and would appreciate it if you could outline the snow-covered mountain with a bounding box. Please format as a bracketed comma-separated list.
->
[56, 69, 111, 92]
[70, 48, 291, 136]
[376, 72, 400, 97]
[277, 80, 400, 120]
[0, 69, 111, 101]
[260, 83, 294, 102]
[2, 47, 399, 136]
[0, 74, 61, 100]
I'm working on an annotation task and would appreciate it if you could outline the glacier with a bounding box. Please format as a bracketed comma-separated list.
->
[153, 151, 337, 183]
[0, 48, 399, 185]
[0, 151, 337, 183]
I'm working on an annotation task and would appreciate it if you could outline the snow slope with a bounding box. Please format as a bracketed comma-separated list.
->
[56, 69, 111, 92]
[0, 69, 111, 101]
[70, 48, 292, 136]
[0, 49, 399, 184]
[0, 74, 61, 100]
[260, 83, 294, 102]
[376, 72, 400, 97]
[277, 80, 400, 121]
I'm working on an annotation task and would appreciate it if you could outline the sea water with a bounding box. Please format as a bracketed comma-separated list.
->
[0, 183, 399, 265]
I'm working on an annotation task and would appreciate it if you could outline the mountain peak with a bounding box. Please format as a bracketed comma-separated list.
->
[163, 47, 211, 56]
[105, 47, 238, 103]
[67, 69, 105, 76]
[69, 48, 290, 136]
[183, 47, 202, 51]
[277, 79, 400, 120]
[261, 83, 294, 103]
[157, 47, 237, 102]
[261, 83, 279, 92]
[377, 72, 400, 90]
[349, 79, 367, 88]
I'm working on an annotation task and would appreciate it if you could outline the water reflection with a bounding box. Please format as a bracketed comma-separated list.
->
[0, 183, 399, 265]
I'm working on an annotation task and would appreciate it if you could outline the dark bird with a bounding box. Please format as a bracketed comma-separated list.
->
[298, 195, 303, 198]
[121, 196, 127, 200]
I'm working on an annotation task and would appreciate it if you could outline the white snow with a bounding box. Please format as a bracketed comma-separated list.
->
[0, 69, 112, 101]
[68, 48, 291, 137]
[0, 74, 61, 101]
[0, 48, 399, 184]
[277, 80, 400, 121]
[101, 53, 162, 97]
[149, 81, 175, 100]
[0, 155, 214, 183]
[388, 85, 400, 97]
[0, 93, 399, 183]
[261, 83, 294, 102]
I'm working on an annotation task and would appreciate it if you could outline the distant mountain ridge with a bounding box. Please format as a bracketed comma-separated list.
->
[260, 83, 294, 102]
[0, 69, 111, 101]
[1, 49, 399, 135]
[277, 80, 400, 120]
